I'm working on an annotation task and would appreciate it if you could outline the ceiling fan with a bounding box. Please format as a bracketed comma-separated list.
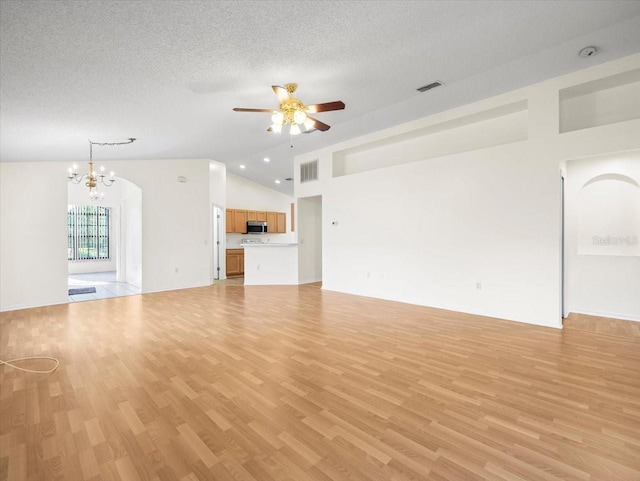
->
[233, 83, 345, 135]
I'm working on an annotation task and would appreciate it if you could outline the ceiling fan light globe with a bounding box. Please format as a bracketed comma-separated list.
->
[271, 111, 284, 125]
[294, 110, 307, 124]
[271, 123, 282, 133]
[304, 118, 315, 130]
[290, 124, 301, 135]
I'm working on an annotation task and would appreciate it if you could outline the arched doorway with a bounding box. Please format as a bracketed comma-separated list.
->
[562, 150, 640, 322]
[67, 177, 142, 302]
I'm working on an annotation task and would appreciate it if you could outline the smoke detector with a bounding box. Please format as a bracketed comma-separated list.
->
[578, 46, 598, 58]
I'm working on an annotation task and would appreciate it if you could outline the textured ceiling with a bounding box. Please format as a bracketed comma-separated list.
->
[2, 1, 640, 195]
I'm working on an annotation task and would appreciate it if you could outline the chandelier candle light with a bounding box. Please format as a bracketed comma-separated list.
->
[68, 138, 136, 200]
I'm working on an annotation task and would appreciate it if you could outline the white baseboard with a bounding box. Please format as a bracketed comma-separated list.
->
[1, 299, 68, 313]
[299, 278, 322, 285]
[567, 309, 640, 323]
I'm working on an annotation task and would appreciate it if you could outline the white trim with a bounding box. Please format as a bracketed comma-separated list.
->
[567, 310, 640, 323]
[0, 299, 68, 313]
[299, 278, 322, 285]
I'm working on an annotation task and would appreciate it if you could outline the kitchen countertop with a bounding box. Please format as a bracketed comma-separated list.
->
[240, 243, 298, 247]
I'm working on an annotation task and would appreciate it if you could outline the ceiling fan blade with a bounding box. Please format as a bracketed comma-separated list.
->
[305, 101, 345, 113]
[307, 116, 330, 131]
[233, 108, 273, 112]
[272, 85, 290, 103]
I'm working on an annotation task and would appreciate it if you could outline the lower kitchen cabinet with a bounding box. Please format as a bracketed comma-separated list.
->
[226, 249, 244, 277]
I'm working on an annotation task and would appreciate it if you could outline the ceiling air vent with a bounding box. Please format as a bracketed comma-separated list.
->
[300, 160, 319, 183]
[417, 81, 443, 93]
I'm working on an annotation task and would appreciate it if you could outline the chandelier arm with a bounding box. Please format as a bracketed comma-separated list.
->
[99, 177, 116, 187]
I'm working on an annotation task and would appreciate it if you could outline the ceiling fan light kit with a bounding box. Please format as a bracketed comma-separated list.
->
[234, 83, 345, 135]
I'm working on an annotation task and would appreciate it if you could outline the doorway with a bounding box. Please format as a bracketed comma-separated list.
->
[212, 204, 223, 281]
[297, 195, 323, 284]
[561, 151, 640, 322]
[67, 178, 142, 302]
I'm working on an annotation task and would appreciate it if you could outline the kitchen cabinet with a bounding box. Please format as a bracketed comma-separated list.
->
[247, 211, 267, 222]
[226, 248, 244, 277]
[226, 208, 287, 234]
[234, 210, 248, 233]
[266, 211, 277, 233]
[276, 212, 286, 233]
[226, 209, 235, 233]
[226, 209, 246, 234]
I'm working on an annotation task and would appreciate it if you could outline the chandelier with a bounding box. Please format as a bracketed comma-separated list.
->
[68, 138, 136, 200]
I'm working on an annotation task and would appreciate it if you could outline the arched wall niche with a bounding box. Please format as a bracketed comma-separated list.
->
[577, 173, 640, 257]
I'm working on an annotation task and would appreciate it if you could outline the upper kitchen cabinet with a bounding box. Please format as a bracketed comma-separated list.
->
[276, 212, 286, 233]
[226, 209, 248, 234]
[266, 212, 277, 233]
[247, 211, 267, 222]
[226, 208, 287, 234]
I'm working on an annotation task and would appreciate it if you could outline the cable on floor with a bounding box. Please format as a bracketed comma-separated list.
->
[0, 357, 59, 374]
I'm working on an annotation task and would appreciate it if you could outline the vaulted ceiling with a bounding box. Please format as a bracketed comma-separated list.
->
[2, 1, 640, 195]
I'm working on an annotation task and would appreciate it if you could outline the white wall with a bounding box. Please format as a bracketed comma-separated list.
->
[564, 151, 640, 321]
[1, 158, 212, 311]
[226, 172, 295, 246]
[209, 160, 226, 207]
[1, 162, 68, 310]
[295, 53, 640, 329]
[120, 179, 142, 288]
[298, 196, 322, 284]
[111, 159, 211, 293]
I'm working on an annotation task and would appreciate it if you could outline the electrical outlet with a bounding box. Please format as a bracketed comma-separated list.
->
[476, 282, 482, 290]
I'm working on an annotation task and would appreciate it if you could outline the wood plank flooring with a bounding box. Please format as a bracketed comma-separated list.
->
[563, 312, 640, 339]
[1, 284, 639, 481]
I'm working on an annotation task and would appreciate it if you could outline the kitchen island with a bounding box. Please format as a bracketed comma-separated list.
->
[242, 243, 299, 285]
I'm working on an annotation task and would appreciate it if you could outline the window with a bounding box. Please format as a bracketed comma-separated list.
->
[67, 205, 111, 261]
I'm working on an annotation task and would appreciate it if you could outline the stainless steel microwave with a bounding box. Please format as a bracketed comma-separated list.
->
[246, 221, 268, 234]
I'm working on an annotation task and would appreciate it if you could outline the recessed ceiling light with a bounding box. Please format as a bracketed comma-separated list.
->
[275, 179, 281, 184]
[264, 157, 270, 162]
[240, 164, 246, 169]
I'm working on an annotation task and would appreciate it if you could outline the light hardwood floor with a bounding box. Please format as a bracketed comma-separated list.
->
[563, 312, 640, 339]
[1, 284, 639, 481]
